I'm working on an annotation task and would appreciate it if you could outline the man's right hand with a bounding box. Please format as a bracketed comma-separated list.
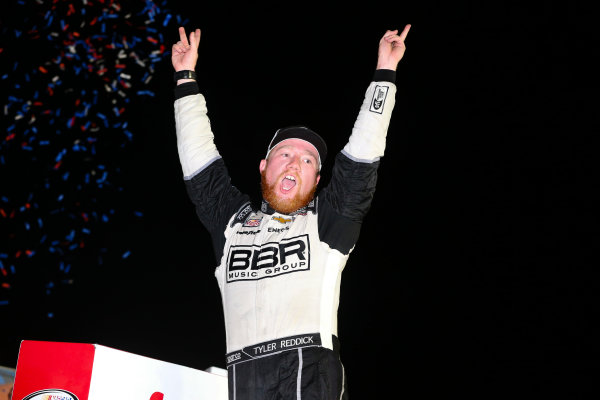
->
[172, 27, 201, 81]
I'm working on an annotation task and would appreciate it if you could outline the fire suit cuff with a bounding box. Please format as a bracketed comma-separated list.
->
[174, 81, 200, 100]
[373, 69, 396, 83]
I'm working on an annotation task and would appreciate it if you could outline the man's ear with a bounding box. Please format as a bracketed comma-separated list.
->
[316, 174, 320, 185]
[259, 159, 267, 173]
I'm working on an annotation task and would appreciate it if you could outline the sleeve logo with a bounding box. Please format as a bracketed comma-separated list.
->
[369, 85, 389, 114]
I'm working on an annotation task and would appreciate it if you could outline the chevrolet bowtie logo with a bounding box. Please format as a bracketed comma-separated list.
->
[272, 216, 292, 224]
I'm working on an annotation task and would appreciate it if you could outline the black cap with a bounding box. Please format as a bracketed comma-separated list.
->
[265, 126, 327, 168]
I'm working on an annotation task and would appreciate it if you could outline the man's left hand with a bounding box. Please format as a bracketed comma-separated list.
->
[376, 24, 411, 71]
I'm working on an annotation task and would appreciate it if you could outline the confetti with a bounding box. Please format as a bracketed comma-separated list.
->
[0, 0, 187, 310]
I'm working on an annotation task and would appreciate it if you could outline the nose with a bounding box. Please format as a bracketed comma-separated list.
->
[285, 155, 301, 170]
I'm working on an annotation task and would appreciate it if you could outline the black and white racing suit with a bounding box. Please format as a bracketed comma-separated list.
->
[174, 69, 397, 400]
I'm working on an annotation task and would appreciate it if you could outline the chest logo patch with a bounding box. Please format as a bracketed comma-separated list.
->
[272, 215, 293, 224]
[226, 234, 310, 282]
[243, 218, 262, 227]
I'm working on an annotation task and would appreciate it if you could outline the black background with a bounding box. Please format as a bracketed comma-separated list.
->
[1, 1, 596, 398]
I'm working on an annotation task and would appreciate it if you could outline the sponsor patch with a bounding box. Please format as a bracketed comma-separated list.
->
[243, 218, 262, 227]
[268, 226, 289, 233]
[232, 203, 253, 227]
[369, 85, 389, 114]
[237, 230, 260, 235]
[272, 215, 293, 224]
[226, 234, 310, 282]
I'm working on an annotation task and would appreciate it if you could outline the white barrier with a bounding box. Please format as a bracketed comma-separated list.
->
[11, 340, 228, 400]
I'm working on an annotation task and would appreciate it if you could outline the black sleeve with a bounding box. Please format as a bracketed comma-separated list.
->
[317, 152, 380, 254]
[185, 158, 251, 262]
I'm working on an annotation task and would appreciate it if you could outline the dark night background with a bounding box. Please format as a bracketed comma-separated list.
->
[0, 1, 596, 398]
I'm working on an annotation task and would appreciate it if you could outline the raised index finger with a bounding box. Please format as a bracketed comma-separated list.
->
[398, 24, 411, 41]
[179, 26, 189, 46]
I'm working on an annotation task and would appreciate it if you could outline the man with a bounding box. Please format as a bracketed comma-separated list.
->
[171, 24, 410, 400]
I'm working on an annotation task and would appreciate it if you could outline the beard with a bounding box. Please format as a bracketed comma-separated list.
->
[261, 169, 318, 214]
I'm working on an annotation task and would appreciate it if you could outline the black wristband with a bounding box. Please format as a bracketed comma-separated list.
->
[373, 69, 396, 83]
[173, 70, 197, 82]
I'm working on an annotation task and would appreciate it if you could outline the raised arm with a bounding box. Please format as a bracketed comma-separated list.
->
[172, 25, 219, 180]
[342, 25, 410, 164]
[320, 26, 411, 233]
[172, 27, 250, 259]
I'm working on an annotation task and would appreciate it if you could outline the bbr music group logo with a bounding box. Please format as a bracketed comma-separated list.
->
[227, 234, 310, 282]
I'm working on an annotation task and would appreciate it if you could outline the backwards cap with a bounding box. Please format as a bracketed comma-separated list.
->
[265, 126, 327, 169]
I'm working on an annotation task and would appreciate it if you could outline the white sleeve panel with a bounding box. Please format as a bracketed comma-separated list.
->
[174, 93, 221, 180]
[342, 81, 397, 162]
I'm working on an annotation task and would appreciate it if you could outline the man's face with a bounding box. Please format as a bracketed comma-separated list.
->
[259, 138, 321, 214]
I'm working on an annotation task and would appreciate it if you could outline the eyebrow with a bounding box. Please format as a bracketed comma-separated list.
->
[273, 145, 318, 161]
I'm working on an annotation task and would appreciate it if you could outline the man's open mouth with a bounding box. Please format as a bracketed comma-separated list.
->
[281, 175, 297, 191]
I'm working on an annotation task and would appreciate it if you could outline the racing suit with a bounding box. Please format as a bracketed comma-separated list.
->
[174, 69, 397, 399]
